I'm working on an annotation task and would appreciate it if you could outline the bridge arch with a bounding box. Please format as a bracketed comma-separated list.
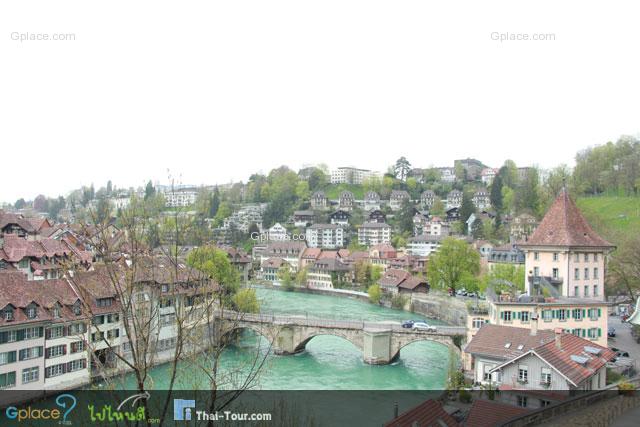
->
[292, 331, 363, 354]
[220, 324, 277, 348]
[390, 335, 461, 363]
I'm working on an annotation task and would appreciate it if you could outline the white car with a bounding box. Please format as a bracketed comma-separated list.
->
[412, 322, 436, 332]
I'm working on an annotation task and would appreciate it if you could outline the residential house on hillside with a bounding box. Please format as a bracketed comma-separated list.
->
[261, 241, 306, 272]
[407, 234, 445, 257]
[420, 190, 436, 210]
[412, 212, 429, 236]
[422, 216, 449, 237]
[305, 224, 344, 249]
[446, 207, 460, 221]
[474, 241, 494, 258]
[488, 244, 525, 268]
[436, 167, 456, 183]
[368, 210, 386, 224]
[311, 191, 328, 210]
[330, 167, 379, 185]
[389, 190, 410, 211]
[161, 187, 198, 207]
[306, 258, 351, 290]
[0, 211, 53, 240]
[377, 268, 428, 295]
[328, 210, 350, 226]
[473, 189, 491, 210]
[339, 191, 355, 211]
[446, 190, 463, 209]
[293, 210, 315, 228]
[267, 223, 288, 241]
[358, 222, 391, 246]
[481, 168, 498, 185]
[508, 213, 538, 241]
[364, 192, 381, 211]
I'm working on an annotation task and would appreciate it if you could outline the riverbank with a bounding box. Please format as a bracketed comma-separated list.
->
[251, 283, 468, 326]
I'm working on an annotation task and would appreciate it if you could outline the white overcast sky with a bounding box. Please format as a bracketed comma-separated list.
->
[1, 1, 639, 202]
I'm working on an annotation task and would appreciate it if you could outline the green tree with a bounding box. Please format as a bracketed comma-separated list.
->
[187, 246, 240, 307]
[14, 198, 27, 209]
[232, 288, 260, 313]
[368, 284, 382, 304]
[430, 198, 445, 216]
[481, 264, 526, 294]
[144, 180, 155, 200]
[278, 265, 294, 291]
[459, 192, 476, 233]
[106, 180, 113, 195]
[295, 267, 308, 288]
[427, 238, 480, 292]
[490, 173, 503, 212]
[394, 157, 412, 181]
[471, 217, 484, 239]
[396, 198, 415, 234]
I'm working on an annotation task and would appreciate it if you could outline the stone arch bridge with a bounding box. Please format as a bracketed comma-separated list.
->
[216, 312, 466, 365]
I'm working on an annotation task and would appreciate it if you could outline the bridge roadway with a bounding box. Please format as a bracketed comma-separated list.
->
[215, 312, 466, 365]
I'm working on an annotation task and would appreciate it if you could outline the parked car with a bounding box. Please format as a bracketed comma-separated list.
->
[412, 322, 437, 332]
[401, 320, 416, 328]
[456, 289, 467, 297]
[608, 327, 616, 337]
[616, 350, 630, 358]
[467, 292, 477, 298]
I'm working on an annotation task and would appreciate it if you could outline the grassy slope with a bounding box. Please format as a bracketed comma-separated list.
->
[576, 196, 640, 242]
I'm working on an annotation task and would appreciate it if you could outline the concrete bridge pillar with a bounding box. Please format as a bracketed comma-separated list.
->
[272, 325, 298, 355]
[363, 328, 393, 365]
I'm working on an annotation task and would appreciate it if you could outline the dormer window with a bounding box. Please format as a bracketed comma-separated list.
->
[26, 306, 37, 319]
[52, 306, 61, 318]
[73, 304, 82, 316]
[4, 309, 14, 322]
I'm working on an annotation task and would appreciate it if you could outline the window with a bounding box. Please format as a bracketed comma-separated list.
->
[574, 253, 580, 262]
[553, 253, 559, 261]
[106, 329, 120, 339]
[52, 306, 60, 318]
[67, 359, 86, 372]
[19, 346, 43, 361]
[552, 268, 559, 279]
[574, 268, 580, 280]
[97, 298, 113, 308]
[542, 310, 552, 321]
[107, 313, 120, 323]
[594, 285, 599, 297]
[572, 328, 582, 336]
[24, 327, 42, 340]
[539, 399, 551, 407]
[93, 315, 105, 325]
[573, 309, 582, 320]
[574, 286, 579, 297]
[483, 364, 494, 381]
[19, 259, 29, 268]
[593, 253, 599, 262]
[26, 306, 37, 319]
[584, 253, 589, 262]
[4, 309, 14, 321]
[0, 351, 17, 365]
[91, 331, 104, 343]
[541, 367, 552, 386]
[517, 395, 528, 408]
[160, 298, 173, 308]
[501, 311, 512, 322]
[68, 323, 86, 335]
[161, 284, 169, 293]
[160, 314, 176, 326]
[122, 342, 132, 353]
[48, 326, 64, 339]
[22, 367, 39, 384]
[533, 267, 540, 277]
[70, 341, 85, 353]
[0, 372, 16, 389]
[558, 309, 566, 321]
[46, 345, 66, 359]
[157, 337, 177, 351]
[73, 303, 82, 316]
[45, 364, 65, 378]
[584, 268, 589, 280]
[521, 311, 530, 322]
[584, 286, 589, 297]
[518, 366, 528, 383]
[534, 252, 539, 261]
[593, 268, 599, 279]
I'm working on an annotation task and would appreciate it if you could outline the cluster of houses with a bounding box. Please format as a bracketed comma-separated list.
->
[0, 209, 242, 401]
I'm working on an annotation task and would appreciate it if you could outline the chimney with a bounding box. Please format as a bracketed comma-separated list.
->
[530, 318, 538, 336]
[554, 328, 563, 350]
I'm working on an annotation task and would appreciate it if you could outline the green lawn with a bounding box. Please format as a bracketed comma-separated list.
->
[576, 196, 640, 240]
[321, 184, 366, 199]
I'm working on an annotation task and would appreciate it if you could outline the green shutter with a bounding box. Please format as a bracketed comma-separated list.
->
[517, 312, 521, 320]
[598, 328, 602, 337]
[582, 329, 586, 337]
[500, 311, 504, 320]
[598, 308, 602, 318]
[582, 309, 586, 318]
[566, 309, 571, 319]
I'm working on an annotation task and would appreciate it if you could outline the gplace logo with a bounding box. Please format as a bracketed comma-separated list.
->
[174, 399, 196, 421]
[6, 393, 76, 423]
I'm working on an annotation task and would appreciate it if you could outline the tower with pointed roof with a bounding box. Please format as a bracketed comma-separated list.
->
[518, 190, 615, 300]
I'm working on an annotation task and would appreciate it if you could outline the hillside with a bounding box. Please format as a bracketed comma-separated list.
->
[576, 196, 640, 243]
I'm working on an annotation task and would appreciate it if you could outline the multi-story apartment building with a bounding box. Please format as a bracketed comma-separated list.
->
[357, 222, 391, 246]
[446, 190, 463, 209]
[311, 192, 328, 210]
[481, 168, 498, 185]
[261, 241, 307, 272]
[436, 167, 456, 183]
[305, 224, 344, 249]
[420, 190, 436, 210]
[472, 189, 491, 210]
[338, 191, 355, 211]
[363, 192, 381, 211]
[407, 235, 445, 257]
[330, 167, 380, 185]
[306, 258, 351, 290]
[161, 187, 198, 207]
[389, 190, 410, 211]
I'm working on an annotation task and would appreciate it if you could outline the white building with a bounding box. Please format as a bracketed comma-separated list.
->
[481, 168, 498, 185]
[407, 235, 444, 257]
[162, 188, 198, 207]
[330, 167, 380, 185]
[268, 223, 288, 241]
[437, 167, 456, 183]
[305, 224, 344, 249]
[358, 222, 391, 246]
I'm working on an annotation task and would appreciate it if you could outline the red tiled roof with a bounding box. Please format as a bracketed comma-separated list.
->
[465, 399, 530, 427]
[301, 248, 322, 259]
[532, 334, 615, 386]
[464, 324, 555, 360]
[384, 399, 459, 427]
[520, 190, 614, 248]
[261, 257, 288, 269]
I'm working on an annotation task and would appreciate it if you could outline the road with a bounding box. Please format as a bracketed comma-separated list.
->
[608, 314, 640, 360]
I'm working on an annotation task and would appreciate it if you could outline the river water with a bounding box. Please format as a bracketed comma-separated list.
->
[115, 288, 450, 391]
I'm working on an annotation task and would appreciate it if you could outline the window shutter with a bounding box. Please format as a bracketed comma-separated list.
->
[63, 326, 68, 337]
[581, 329, 586, 337]
[582, 309, 586, 318]
[500, 311, 504, 320]
[598, 308, 602, 317]
[598, 328, 602, 337]
[567, 309, 571, 319]
[517, 312, 521, 320]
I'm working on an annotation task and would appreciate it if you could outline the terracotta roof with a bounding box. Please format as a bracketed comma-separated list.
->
[397, 276, 428, 290]
[301, 248, 322, 259]
[261, 257, 288, 269]
[530, 334, 615, 386]
[464, 324, 555, 360]
[384, 399, 459, 427]
[0, 212, 38, 233]
[520, 190, 614, 248]
[465, 399, 529, 427]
